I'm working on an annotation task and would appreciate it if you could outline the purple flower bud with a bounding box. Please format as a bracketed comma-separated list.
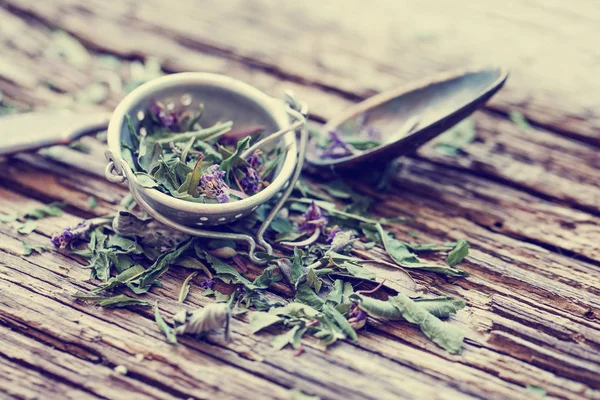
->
[150, 102, 178, 129]
[198, 277, 214, 290]
[322, 131, 354, 159]
[51, 222, 88, 248]
[246, 150, 263, 169]
[325, 227, 343, 244]
[198, 165, 230, 203]
[298, 201, 328, 233]
[240, 166, 260, 194]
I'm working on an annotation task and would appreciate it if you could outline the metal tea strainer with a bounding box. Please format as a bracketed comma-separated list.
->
[103, 73, 308, 264]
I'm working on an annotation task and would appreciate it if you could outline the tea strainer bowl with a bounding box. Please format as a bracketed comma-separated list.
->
[104, 73, 308, 264]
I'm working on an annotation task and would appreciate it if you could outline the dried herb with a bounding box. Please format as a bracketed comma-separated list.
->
[435, 118, 477, 156]
[123, 100, 281, 203]
[17, 220, 36, 235]
[526, 385, 547, 397]
[154, 302, 177, 344]
[352, 293, 465, 353]
[509, 111, 531, 130]
[88, 196, 98, 209]
[73, 292, 150, 309]
[446, 240, 469, 267]
[23, 202, 64, 219]
[374, 224, 468, 277]
[173, 304, 232, 341]
[290, 389, 320, 400]
[178, 272, 198, 303]
[250, 312, 282, 334]
[21, 240, 47, 256]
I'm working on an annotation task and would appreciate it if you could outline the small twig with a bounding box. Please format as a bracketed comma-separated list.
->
[356, 280, 386, 295]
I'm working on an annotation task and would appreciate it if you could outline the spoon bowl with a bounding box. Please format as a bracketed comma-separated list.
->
[307, 67, 508, 169]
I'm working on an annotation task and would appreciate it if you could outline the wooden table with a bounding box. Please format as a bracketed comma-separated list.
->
[1, 1, 599, 399]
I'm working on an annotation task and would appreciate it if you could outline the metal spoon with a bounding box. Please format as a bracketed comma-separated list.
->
[306, 67, 508, 169]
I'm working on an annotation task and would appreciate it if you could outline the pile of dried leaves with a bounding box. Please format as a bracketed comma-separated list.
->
[44, 177, 470, 354]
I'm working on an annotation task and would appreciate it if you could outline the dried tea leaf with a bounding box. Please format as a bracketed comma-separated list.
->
[295, 284, 324, 310]
[173, 304, 232, 341]
[306, 268, 322, 293]
[353, 294, 465, 353]
[250, 312, 282, 334]
[21, 240, 46, 256]
[435, 118, 476, 156]
[389, 294, 464, 354]
[135, 173, 159, 188]
[73, 292, 150, 309]
[23, 202, 64, 219]
[271, 325, 301, 350]
[375, 224, 467, 277]
[446, 240, 469, 267]
[178, 272, 198, 303]
[0, 213, 18, 223]
[88, 196, 98, 209]
[127, 239, 193, 294]
[17, 220, 36, 235]
[413, 297, 467, 318]
[322, 303, 357, 341]
[154, 302, 177, 344]
[526, 385, 547, 397]
[290, 389, 320, 400]
[509, 111, 531, 130]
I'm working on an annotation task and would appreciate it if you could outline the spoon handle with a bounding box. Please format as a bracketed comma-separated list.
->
[0, 111, 111, 156]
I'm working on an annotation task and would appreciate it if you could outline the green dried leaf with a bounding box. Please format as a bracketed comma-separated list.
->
[271, 325, 301, 350]
[154, 302, 177, 344]
[21, 240, 46, 256]
[306, 268, 322, 293]
[435, 118, 476, 156]
[23, 202, 64, 219]
[178, 271, 198, 303]
[353, 294, 465, 353]
[290, 388, 321, 400]
[446, 240, 469, 267]
[509, 111, 531, 130]
[174, 256, 213, 278]
[526, 385, 547, 397]
[135, 173, 159, 188]
[92, 264, 146, 292]
[341, 261, 376, 280]
[412, 297, 467, 318]
[326, 279, 344, 305]
[0, 213, 18, 223]
[73, 292, 150, 309]
[88, 196, 98, 209]
[295, 284, 324, 310]
[17, 220, 36, 235]
[322, 303, 357, 341]
[219, 136, 251, 180]
[199, 251, 261, 289]
[127, 239, 193, 294]
[250, 312, 282, 334]
[389, 294, 464, 354]
[290, 247, 305, 285]
[375, 224, 467, 277]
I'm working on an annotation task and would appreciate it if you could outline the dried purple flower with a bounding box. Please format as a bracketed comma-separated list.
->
[247, 150, 263, 169]
[299, 201, 328, 233]
[326, 227, 343, 244]
[51, 222, 88, 248]
[349, 304, 367, 330]
[322, 131, 355, 159]
[150, 102, 178, 129]
[281, 201, 328, 248]
[198, 277, 214, 290]
[198, 165, 230, 203]
[240, 166, 260, 193]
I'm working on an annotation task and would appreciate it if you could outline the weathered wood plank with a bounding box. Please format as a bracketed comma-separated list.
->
[1, 163, 599, 398]
[2, 2, 600, 220]
[3, 0, 599, 145]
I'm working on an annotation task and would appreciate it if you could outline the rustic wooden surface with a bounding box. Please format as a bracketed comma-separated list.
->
[0, 1, 599, 399]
